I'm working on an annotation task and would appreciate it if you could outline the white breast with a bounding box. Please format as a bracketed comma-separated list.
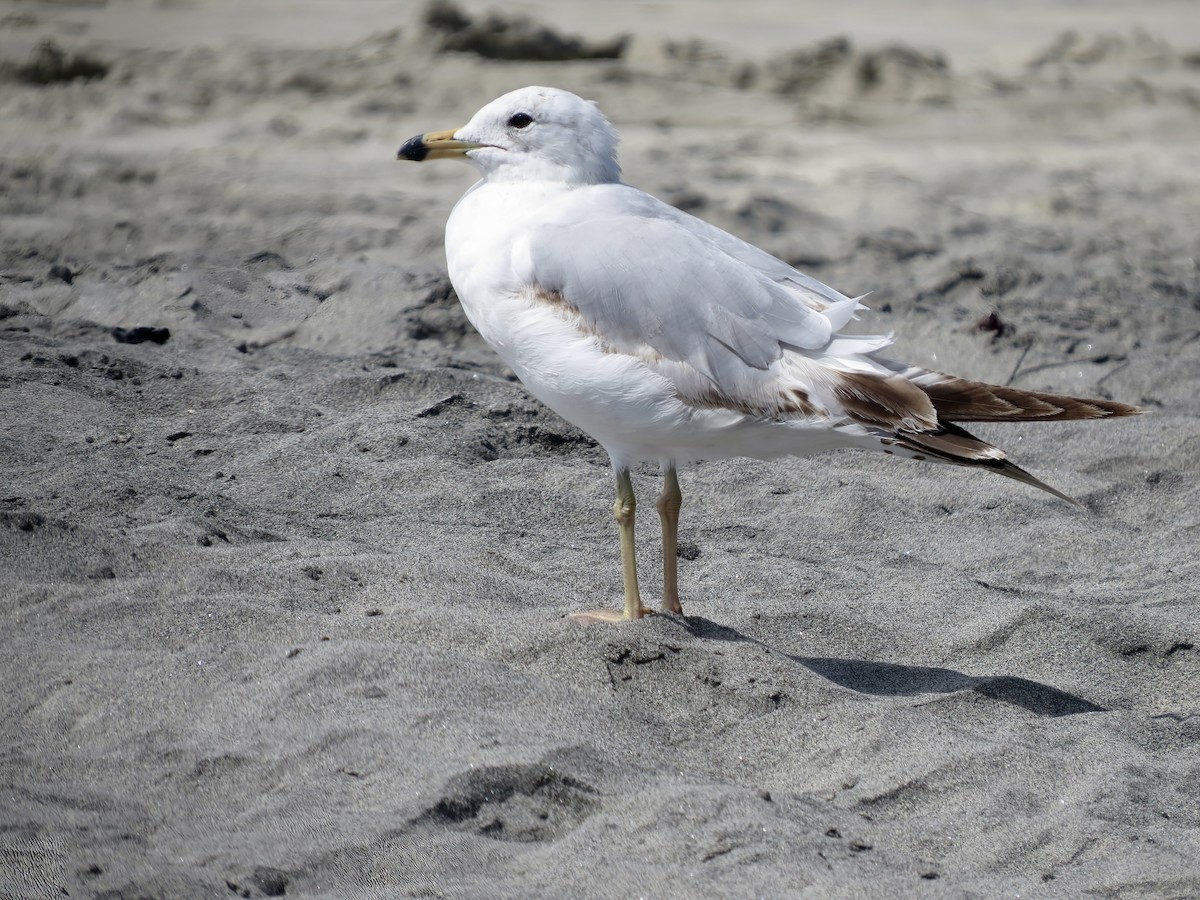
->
[444, 182, 689, 463]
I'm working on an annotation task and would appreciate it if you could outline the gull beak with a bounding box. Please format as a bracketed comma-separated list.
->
[396, 128, 485, 161]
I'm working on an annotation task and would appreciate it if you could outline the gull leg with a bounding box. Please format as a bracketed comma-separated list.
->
[567, 468, 651, 623]
[614, 468, 647, 619]
[656, 465, 683, 615]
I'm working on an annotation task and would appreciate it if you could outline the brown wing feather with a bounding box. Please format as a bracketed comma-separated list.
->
[897, 423, 1003, 461]
[909, 371, 1141, 423]
[832, 367, 1140, 504]
[831, 371, 938, 432]
[896, 422, 1081, 505]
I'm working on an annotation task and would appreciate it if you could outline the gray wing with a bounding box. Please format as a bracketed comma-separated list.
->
[654, 196, 859, 315]
[517, 190, 852, 387]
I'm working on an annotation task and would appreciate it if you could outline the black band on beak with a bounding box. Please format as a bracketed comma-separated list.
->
[397, 134, 429, 161]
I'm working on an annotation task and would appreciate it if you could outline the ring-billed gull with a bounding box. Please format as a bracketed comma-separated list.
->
[397, 86, 1139, 623]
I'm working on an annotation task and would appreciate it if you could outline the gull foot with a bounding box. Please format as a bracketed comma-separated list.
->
[565, 606, 654, 624]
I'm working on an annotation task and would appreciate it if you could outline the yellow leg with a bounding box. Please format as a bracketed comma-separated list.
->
[614, 468, 647, 619]
[567, 468, 652, 624]
[656, 465, 683, 615]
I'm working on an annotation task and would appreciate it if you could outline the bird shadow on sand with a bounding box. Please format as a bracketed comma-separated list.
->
[676, 614, 1107, 718]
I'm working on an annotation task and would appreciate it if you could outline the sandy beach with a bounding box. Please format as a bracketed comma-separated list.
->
[2, 1, 1198, 896]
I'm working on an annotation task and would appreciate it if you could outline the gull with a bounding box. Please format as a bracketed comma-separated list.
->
[397, 86, 1139, 623]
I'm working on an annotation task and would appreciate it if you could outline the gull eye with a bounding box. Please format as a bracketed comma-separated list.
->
[507, 112, 534, 129]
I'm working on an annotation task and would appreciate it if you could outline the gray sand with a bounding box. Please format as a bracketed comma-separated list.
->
[2, 2, 1198, 897]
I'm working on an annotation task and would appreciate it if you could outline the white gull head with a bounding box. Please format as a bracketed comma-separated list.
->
[451, 86, 621, 186]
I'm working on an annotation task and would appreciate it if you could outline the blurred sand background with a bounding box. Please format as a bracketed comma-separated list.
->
[2, 0, 1199, 897]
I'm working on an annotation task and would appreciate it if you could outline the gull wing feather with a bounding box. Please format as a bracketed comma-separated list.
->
[656, 197, 863, 318]
[518, 188, 858, 387]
